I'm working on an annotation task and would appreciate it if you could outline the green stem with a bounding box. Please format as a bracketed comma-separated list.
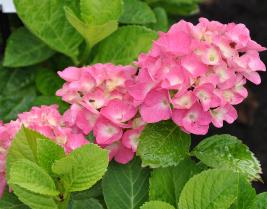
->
[57, 192, 70, 209]
[80, 41, 91, 66]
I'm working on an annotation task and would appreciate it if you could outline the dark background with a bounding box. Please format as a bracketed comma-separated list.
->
[186, 0, 267, 192]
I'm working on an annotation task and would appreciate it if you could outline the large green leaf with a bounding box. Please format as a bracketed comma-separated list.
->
[3, 27, 55, 67]
[64, 6, 118, 48]
[249, 193, 267, 209]
[12, 185, 58, 209]
[68, 198, 103, 209]
[0, 67, 37, 122]
[14, 0, 83, 60]
[93, 26, 157, 65]
[141, 201, 175, 209]
[9, 159, 59, 196]
[35, 68, 64, 96]
[229, 176, 256, 209]
[36, 138, 65, 175]
[102, 158, 150, 209]
[52, 144, 109, 192]
[192, 134, 262, 181]
[148, 7, 168, 32]
[119, 0, 156, 24]
[0, 189, 29, 209]
[149, 159, 203, 208]
[137, 120, 191, 168]
[80, 0, 123, 25]
[178, 169, 245, 209]
[146, 0, 200, 16]
[7, 127, 48, 178]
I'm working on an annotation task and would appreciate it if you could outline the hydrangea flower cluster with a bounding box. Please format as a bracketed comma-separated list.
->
[0, 105, 88, 196]
[129, 18, 266, 134]
[0, 120, 20, 197]
[56, 64, 145, 164]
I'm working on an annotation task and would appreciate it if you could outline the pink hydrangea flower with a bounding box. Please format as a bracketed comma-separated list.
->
[57, 64, 144, 163]
[18, 105, 88, 153]
[131, 18, 266, 135]
[0, 120, 21, 197]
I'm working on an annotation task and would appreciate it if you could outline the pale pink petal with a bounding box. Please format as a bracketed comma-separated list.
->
[93, 117, 123, 145]
[140, 90, 172, 123]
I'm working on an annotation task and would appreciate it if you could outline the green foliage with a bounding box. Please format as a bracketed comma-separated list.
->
[148, 7, 169, 31]
[14, 0, 83, 60]
[178, 169, 247, 209]
[35, 68, 64, 96]
[141, 201, 176, 209]
[68, 198, 103, 209]
[9, 159, 59, 196]
[36, 138, 65, 175]
[12, 185, 58, 209]
[0, 67, 37, 122]
[52, 144, 109, 192]
[120, 0, 156, 24]
[0, 189, 29, 209]
[102, 158, 150, 209]
[192, 134, 262, 181]
[5, 127, 109, 209]
[3, 27, 55, 67]
[65, 0, 123, 49]
[137, 120, 191, 168]
[93, 26, 158, 64]
[80, 0, 123, 25]
[146, 0, 200, 16]
[249, 193, 267, 209]
[149, 159, 203, 208]
[229, 176, 256, 209]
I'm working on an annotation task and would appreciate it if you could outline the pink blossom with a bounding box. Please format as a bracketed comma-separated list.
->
[104, 142, 135, 164]
[133, 18, 265, 134]
[58, 64, 142, 164]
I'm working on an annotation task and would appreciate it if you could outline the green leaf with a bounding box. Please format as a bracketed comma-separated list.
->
[149, 159, 203, 208]
[32, 96, 69, 114]
[119, 0, 156, 24]
[3, 27, 55, 67]
[0, 67, 37, 122]
[64, 6, 118, 48]
[12, 185, 58, 209]
[147, 0, 200, 16]
[36, 138, 65, 175]
[137, 120, 191, 168]
[35, 68, 64, 96]
[249, 193, 267, 209]
[52, 144, 109, 192]
[178, 169, 244, 209]
[102, 158, 150, 209]
[0, 189, 29, 209]
[68, 198, 103, 209]
[148, 7, 168, 32]
[14, 0, 83, 60]
[80, 0, 123, 25]
[9, 159, 59, 196]
[229, 177, 256, 209]
[192, 134, 262, 181]
[140, 201, 175, 209]
[7, 127, 48, 178]
[71, 182, 103, 200]
[93, 26, 157, 65]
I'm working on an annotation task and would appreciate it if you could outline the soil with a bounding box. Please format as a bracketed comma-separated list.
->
[184, 0, 267, 192]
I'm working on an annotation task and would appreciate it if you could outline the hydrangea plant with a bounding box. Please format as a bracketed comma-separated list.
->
[1, 0, 267, 209]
